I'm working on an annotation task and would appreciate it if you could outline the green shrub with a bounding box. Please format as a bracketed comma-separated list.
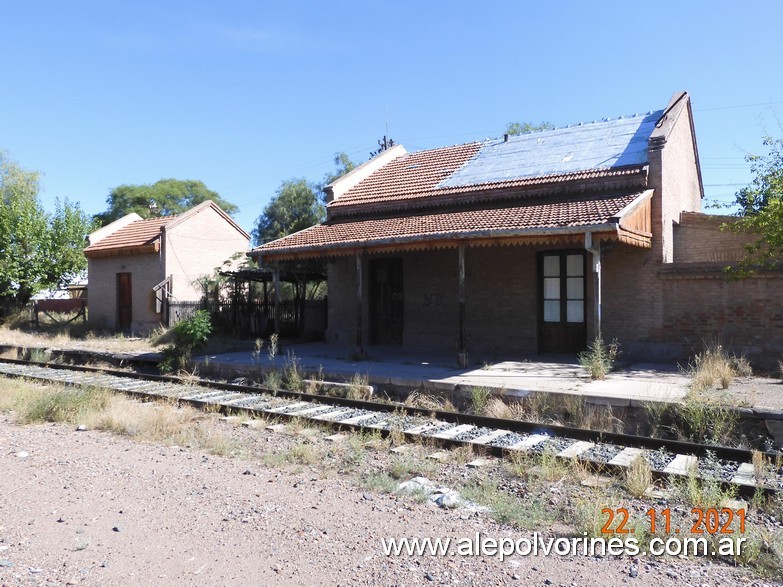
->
[172, 310, 212, 349]
[160, 310, 212, 373]
[578, 336, 620, 379]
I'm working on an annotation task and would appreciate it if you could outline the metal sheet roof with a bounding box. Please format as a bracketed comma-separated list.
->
[438, 110, 663, 188]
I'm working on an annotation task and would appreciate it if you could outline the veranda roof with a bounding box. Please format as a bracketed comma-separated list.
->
[251, 190, 653, 261]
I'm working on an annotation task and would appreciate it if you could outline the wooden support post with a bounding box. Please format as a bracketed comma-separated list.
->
[355, 253, 364, 359]
[273, 264, 281, 336]
[458, 245, 468, 368]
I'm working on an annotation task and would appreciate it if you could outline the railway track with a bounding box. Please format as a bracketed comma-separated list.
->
[1, 357, 781, 496]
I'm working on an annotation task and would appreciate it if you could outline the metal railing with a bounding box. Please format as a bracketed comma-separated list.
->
[166, 298, 327, 339]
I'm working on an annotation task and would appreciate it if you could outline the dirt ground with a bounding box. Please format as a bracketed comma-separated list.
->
[0, 414, 776, 587]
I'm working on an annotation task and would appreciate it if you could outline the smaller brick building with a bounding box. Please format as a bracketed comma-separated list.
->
[250, 92, 783, 366]
[85, 201, 250, 332]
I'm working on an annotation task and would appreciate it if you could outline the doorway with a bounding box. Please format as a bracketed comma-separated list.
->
[370, 258, 403, 344]
[117, 272, 132, 330]
[538, 251, 586, 353]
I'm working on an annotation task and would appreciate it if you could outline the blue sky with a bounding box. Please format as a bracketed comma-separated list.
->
[2, 1, 782, 234]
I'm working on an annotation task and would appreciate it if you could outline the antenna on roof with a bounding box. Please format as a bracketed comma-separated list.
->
[369, 106, 396, 158]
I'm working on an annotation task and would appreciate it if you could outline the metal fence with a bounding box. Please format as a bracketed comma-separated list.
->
[166, 301, 200, 327]
[166, 298, 327, 339]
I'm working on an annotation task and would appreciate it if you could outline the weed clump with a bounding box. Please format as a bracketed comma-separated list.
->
[160, 310, 212, 373]
[469, 386, 491, 414]
[578, 336, 620, 380]
[685, 340, 751, 392]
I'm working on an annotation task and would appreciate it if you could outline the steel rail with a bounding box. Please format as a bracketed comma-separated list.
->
[0, 357, 779, 496]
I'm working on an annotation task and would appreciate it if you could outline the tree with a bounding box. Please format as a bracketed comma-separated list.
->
[0, 152, 95, 313]
[316, 151, 358, 205]
[94, 179, 237, 226]
[726, 136, 783, 276]
[322, 152, 357, 187]
[505, 121, 555, 136]
[252, 179, 324, 246]
[734, 136, 783, 216]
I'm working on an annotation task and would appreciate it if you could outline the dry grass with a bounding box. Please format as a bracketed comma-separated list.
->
[685, 340, 752, 392]
[450, 443, 479, 465]
[624, 456, 652, 498]
[0, 379, 240, 456]
[483, 393, 623, 432]
[0, 323, 157, 354]
[482, 397, 513, 419]
[404, 391, 456, 413]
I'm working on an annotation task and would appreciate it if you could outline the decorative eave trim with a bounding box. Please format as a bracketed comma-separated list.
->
[249, 224, 641, 262]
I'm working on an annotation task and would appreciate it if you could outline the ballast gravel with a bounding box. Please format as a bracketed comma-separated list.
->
[0, 413, 767, 586]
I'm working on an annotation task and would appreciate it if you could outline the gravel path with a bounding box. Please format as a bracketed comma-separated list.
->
[0, 416, 772, 586]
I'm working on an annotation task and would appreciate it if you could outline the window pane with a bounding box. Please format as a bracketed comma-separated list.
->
[543, 256, 560, 277]
[566, 254, 583, 276]
[544, 277, 560, 299]
[567, 300, 584, 323]
[544, 300, 560, 322]
[567, 277, 583, 300]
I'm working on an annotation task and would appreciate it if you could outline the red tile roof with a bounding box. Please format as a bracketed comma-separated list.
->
[84, 216, 170, 256]
[328, 142, 646, 215]
[253, 192, 643, 258]
[330, 142, 481, 209]
[84, 200, 250, 258]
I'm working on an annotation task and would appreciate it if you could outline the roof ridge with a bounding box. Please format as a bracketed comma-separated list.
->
[498, 110, 662, 137]
[400, 140, 483, 155]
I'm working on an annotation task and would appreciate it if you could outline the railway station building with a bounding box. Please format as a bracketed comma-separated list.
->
[250, 92, 783, 367]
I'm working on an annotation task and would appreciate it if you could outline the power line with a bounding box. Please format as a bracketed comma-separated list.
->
[694, 100, 783, 112]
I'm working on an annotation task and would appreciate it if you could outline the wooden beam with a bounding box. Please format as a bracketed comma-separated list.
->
[355, 253, 364, 358]
[273, 264, 281, 336]
[458, 245, 467, 367]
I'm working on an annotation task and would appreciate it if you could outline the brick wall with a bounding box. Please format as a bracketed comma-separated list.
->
[325, 243, 596, 361]
[325, 238, 782, 367]
[325, 256, 357, 345]
[601, 238, 783, 367]
[650, 97, 703, 264]
[658, 271, 783, 368]
[87, 253, 163, 332]
[673, 212, 752, 263]
[403, 249, 459, 350]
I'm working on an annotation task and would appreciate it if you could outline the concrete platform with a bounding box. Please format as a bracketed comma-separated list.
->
[195, 342, 690, 408]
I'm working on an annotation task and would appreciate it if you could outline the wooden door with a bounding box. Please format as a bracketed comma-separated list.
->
[370, 258, 403, 344]
[538, 252, 586, 354]
[116, 273, 132, 330]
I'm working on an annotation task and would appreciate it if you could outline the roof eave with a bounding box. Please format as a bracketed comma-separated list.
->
[84, 242, 161, 259]
[250, 222, 641, 262]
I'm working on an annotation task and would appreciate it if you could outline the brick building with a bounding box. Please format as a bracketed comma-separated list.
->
[250, 92, 783, 367]
[85, 200, 250, 332]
